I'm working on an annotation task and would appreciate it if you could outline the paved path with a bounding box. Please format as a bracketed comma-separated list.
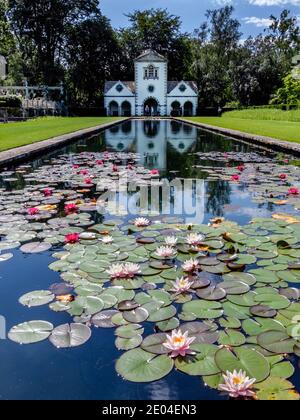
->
[0, 119, 126, 167]
[177, 118, 300, 156]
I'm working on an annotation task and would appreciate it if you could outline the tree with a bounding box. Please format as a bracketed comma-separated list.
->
[8, 0, 100, 84]
[0, 0, 14, 56]
[118, 8, 192, 80]
[191, 6, 242, 107]
[271, 71, 300, 105]
[65, 16, 121, 106]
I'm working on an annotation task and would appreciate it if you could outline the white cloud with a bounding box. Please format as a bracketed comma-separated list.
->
[243, 16, 272, 27]
[249, 0, 300, 6]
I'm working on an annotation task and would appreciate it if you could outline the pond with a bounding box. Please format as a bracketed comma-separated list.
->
[0, 119, 299, 400]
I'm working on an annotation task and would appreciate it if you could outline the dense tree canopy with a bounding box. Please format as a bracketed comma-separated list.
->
[0, 3, 299, 108]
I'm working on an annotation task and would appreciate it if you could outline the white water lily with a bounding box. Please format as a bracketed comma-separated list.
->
[134, 217, 150, 227]
[170, 277, 194, 294]
[102, 235, 114, 244]
[182, 258, 199, 273]
[155, 246, 176, 259]
[124, 263, 141, 278]
[186, 233, 204, 247]
[163, 329, 196, 358]
[106, 263, 141, 279]
[219, 370, 256, 399]
[164, 236, 178, 247]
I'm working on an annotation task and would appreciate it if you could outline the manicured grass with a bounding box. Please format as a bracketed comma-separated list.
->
[0, 117, 123, 152]
[221, 108, 300, 122]
[185, 115, 300, 144]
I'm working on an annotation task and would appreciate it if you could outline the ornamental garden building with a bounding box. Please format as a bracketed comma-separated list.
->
[104, 50, 198, 117]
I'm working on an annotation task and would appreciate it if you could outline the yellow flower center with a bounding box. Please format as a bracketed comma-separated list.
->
[233, 377, 243, 385]
[173, 336, 184, 344]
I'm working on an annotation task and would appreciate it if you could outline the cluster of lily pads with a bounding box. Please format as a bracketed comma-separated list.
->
[0, 151, 300, 400]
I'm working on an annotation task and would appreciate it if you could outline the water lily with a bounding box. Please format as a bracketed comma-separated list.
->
[65, 233, 80, 244]
[28, 207, 39, 216]
[65, 203, 78, 214]
[280, 173, 287, 180]
[107, 263, 141, 279]
[237, 165, 245, 172]
[182, 258, 199, 273]
[170, 277, 194, 294]
[218, 370, 256, 399]
[102, 235, 114, 244]
[185, 233, 204, 247]
[134, 217, 150, 227]
[96, 160, 104, 165]
[288, 187, 299, 195]
[151, 169, 159, 176]
[79, 169, 89, 176]
[164, 236, 178, 247]
[43, 188, 53, 197]
[155, 246, 176, 259]
[127, 164, 134, 170]
[112, 165, 119, 172]
[163, 329, 196, 358]
[84, 178, 93, 185]
[231, 174, 240, 182]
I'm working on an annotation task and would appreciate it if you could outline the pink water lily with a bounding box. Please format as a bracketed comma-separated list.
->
[65, 203, 78, 214]
[84, 178, 93, 185]
[237, 165, 245, 172]
[163, 329, 196, 358]
[164, 236, 178, 247]
[96, 160, 104, 165]
[231, 174, 240, 182]
[28, 207, 39, 216]
[151, 169, 159, 176]
[79, 169, 89, 176]
[101, 235, 113, 244]
[182, 258, 199, 273]
[185, 233, 204, 247]
[155, 246, 176, 259]
[106, 263, 141, 279]
[134, 217, 150, 227]
[288, 187, 299, 195]
[170, 277, 194, 294]
[65, 233, 80, 244]
[43, 188, 53, 197]
[280, 173, 287, 180]
[219, 370, 256, 399]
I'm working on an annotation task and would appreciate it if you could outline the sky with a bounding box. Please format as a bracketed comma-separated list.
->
[101, 0, 300, 38]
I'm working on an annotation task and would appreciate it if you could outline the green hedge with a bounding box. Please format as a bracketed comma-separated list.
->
[0, 95, 22, 108]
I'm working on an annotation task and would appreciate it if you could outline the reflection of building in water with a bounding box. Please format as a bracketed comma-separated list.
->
[104, 120, 198, 170]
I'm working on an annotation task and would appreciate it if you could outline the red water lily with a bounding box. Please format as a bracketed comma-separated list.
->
[112, 165, 119, 172]
[231, 174, 240, 182]
[151, 169, 159, 176]
[84, 178, 93, 184]
[237, 165, 245, 172]
[79, 169, 89, 176]
[28, 207, 39, 216]
[288, 187, 299, 195]
[127, 164, 134, 170]
[96, 160, 104, 165]
[43, 188, 52, 197]
[65, 233, 80, 244]
[65, 203, 79, 214]
[72, 164, 80, 169]
[280, 174, 287, 180]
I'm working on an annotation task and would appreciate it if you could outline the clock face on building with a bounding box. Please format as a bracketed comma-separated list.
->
[148, 85, 155, 93]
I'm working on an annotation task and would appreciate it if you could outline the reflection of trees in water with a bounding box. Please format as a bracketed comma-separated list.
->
[195, 131, 253, 154]
[166, 142, 198, 178]
[206, 181, 231, 216]
[121, 121, 132, 134]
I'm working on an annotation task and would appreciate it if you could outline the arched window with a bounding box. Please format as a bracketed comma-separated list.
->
[144, 65, 159, 80]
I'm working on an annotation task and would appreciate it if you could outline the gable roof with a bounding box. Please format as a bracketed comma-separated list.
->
[167, 81, 198, 94]
[104, 81, 135, 94]
[135, 49, 167, 63]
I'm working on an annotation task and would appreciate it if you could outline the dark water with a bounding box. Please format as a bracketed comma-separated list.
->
[0, 119, 298, 400]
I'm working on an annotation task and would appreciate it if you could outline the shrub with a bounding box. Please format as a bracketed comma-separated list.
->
[0, 95, 22, 108]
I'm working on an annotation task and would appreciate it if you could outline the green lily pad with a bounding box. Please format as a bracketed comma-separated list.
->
[19, 290, 55, 307]
[175, 344, 220, 376]
[49, 323, 91, 348]
[8, 321, 54, 344]
[182, 300, 223, 319]
[255, 377, 300, 401]
[257, 331, 297, 354]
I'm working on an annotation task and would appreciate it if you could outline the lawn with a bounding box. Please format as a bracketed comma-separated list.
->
[0, 117, 123, 152]
[185, 109, 300, 144]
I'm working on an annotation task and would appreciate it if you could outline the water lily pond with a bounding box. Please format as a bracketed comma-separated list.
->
[0, 119, 299, 400]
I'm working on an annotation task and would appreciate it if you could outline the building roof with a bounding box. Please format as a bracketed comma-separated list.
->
[167, 81, 198, 94]
[104, 81, 135, 94]
[135, 49, 167, 63]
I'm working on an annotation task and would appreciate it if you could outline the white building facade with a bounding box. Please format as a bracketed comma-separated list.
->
[104, 50, 198, 117]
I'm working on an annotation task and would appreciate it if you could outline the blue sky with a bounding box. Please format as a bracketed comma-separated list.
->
[101, 0, 300, 37]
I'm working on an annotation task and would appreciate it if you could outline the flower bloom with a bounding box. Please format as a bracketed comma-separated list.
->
[65, 203, 78, 214]
[65, 233, 80, 244]
[288, 187, 299, 195]
[155, 246, 176, 259]
[170, 277, 194, 294]
[127, 164, 134, 170]
[164, 236, 178, 247]
[28, 207, 39, 216]
[96, 160, 104, 165]
[134, 217, 150, 227]
[279, 174, 287, 180]
[79, 169, 89, 176]
[72, 164, 80, 169]
[106, 263, 141, 279]
[182, 258, 199, 273]
[163, 329, 196, 358]
[43, 188, 53, 197]
[237, 165, 245, 172]
[102, 235, 113, 244]
[231, 174, 240, 182]
[151, 169, 159, 176]
[112, 165, 119, 172]
[185, 233, 204, 247]
[218, 370, 256, 399]
[84, 178, 93, 184]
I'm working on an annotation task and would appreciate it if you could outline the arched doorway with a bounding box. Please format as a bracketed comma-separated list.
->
[109, 101, 119, 116]
[121, 101, 132, 116]
[184, 101, 193, 116]
[144, 98, 159, 116]
[171, 101, 182, 117]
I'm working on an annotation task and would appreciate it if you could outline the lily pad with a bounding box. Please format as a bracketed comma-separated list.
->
[8, 321, 54, 344]
[49, 323, 91, 348]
